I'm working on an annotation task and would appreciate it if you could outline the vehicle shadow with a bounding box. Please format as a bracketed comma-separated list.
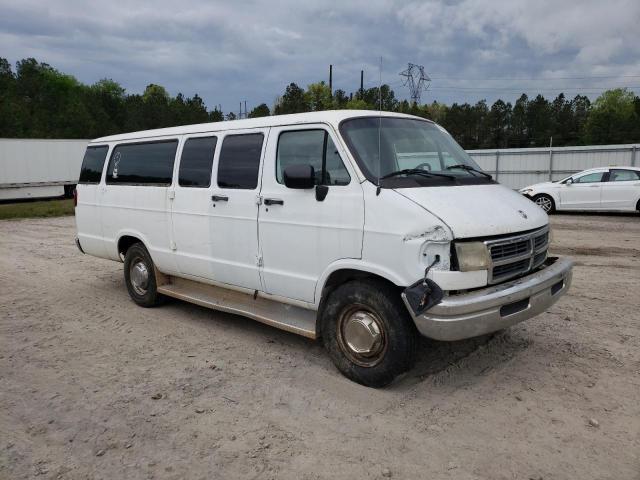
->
[399, 329, 532, 388]
[552, 210, 638, 218]
[159, 293, 536, 390]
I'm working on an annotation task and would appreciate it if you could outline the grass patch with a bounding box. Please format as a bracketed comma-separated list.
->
[0, 199, 75, 220]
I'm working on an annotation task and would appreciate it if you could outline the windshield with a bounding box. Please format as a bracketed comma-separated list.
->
[339, 117, 487, 186]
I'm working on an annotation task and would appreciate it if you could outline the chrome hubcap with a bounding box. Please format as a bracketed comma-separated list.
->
[130, 260, 149, 295]
[338, 307, 386, 367]
[535, 197, 552, 212]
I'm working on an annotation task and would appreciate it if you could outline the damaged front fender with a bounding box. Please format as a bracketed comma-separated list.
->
[402, 277, 444, 317]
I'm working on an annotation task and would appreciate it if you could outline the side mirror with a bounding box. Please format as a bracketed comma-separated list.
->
[283, 164, 315, 189]
[565, 178, 574, 185]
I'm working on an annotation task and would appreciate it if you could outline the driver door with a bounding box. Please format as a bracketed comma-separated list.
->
[559, 171, 607, 210]
[257, 125, 364, 303]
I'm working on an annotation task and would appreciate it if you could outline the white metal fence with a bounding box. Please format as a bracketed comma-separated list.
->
[2, 138, 639, 198]
[467, 144, 639, 190]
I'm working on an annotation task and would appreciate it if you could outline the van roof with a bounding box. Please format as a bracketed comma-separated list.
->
[91, 110, 432, 143]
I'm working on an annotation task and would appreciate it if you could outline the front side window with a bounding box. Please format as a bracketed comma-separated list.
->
[106, 140, 178, 185]
[78, 145, 108, 184]
[277, 130, 350, 186]
[340, 117, 487, 187]
[574, 172, 605, 184]
[217, 134, 264, 189]
[610, 169, 640, 182]
[179, 136, 217, 187]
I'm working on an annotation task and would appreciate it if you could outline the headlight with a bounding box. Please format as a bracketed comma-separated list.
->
[454, 242, 490, 271]
[519, 188, 533, 195]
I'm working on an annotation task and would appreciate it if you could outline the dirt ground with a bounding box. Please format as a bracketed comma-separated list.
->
[1, 213, 639, 480]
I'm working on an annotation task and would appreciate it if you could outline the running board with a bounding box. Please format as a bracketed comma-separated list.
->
[156, 276, 317, 339]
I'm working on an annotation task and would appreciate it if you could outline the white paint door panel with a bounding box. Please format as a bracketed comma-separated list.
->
[258, 125, 364, 303]
[601, 169, 640, 210]
[199, 129, 268, 291]
[171, 135, 218, 279]
[100, 138, 180, 273]
[559, 171, 606, 209]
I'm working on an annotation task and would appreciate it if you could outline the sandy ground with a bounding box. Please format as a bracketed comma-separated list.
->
[1, 213, 639, 480]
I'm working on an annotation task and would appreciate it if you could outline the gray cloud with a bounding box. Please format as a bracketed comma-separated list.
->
[1, 0, 638, 112]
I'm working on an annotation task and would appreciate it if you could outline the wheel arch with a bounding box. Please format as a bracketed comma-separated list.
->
[117, 233, 149, 261]
[315, 263, 406, 338]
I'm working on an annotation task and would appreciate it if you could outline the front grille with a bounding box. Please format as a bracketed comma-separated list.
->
[490, 239, 530, 261]
[493, 258, 530, 278]
[485, 226, 549, 284]
[534, 232, 549, 250]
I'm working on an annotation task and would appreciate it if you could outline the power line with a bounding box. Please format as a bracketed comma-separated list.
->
[429, 74, 640, 81]
[429, 86, 640, 92]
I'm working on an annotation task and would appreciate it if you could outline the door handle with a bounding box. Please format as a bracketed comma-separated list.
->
[211, 195, 229, 202]
[264, 198, 284, 206]
[588, 185, 599, 188]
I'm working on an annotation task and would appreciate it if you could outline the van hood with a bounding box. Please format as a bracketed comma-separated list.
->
[395, 184, 548, 239]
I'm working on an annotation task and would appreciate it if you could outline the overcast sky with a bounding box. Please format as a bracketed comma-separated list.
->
[1, 0, 639, 114]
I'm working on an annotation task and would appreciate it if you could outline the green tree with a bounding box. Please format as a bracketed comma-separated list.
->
[332, 89, 349, 109]
[0, 58, 19, 136]
[527, 95, 552, 147]
[584, 88, 638, 144]
[305, 82, 332, 111]
[141, 84, 171, 129]
[274, 83, 307, 114]
[509, 94, 529, 147]
[344, 98, 370, 110]
[248, 103, 270, 118]
[359, 85, 397, 110]
[487, 100, 512, 148]
[209, 108, 224, 122]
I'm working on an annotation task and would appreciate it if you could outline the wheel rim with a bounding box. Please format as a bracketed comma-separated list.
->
[130, 258, 150, 295]
[337, 305, 387, 368]
[535, 196, 552, 212]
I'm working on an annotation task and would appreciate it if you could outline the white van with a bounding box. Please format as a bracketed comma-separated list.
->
[75, 111, 573, 387]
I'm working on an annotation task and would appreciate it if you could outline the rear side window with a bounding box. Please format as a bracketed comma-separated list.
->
[610, 169, 640, 181]
[78, 146, 108, 184]
[179, 136, 217, 187]
[217, 134, 264, 189]
[106, 140, 178, 185]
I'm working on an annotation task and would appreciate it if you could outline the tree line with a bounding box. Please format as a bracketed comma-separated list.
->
[1, 57, 639, 148]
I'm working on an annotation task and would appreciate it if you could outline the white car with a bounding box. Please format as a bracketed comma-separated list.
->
[520, 167, 640, 213]
[75, 110, 573, 387]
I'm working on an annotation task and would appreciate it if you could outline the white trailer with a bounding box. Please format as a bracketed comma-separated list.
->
[0, 138, 88, 201]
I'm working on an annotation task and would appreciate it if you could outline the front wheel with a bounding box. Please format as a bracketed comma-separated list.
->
[320, 279, 417, 388]
[533, 194, 555, 213]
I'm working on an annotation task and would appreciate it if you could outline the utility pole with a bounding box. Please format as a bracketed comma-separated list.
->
[329, 65, 333, 96]
[399, 63, 431, 104]
[244, 100, 247, 118]
[360, 70, 364, 96]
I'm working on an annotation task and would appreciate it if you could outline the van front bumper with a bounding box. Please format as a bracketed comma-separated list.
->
[402, 257, 573, 341]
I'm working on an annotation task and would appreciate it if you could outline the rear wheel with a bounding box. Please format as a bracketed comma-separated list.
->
[320, 279, 417, 388]
[533, 194, 555, 213]
[123, 243, 162, 307]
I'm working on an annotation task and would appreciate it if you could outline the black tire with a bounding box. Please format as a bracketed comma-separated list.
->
[320, 279, 417, 388]
[123, 243, 162, 307]
[533, 194, 555, 213]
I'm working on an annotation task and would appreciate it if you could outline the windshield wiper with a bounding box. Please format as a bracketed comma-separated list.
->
[380, 168, 455, 180]
[446, 164, 492, 179]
